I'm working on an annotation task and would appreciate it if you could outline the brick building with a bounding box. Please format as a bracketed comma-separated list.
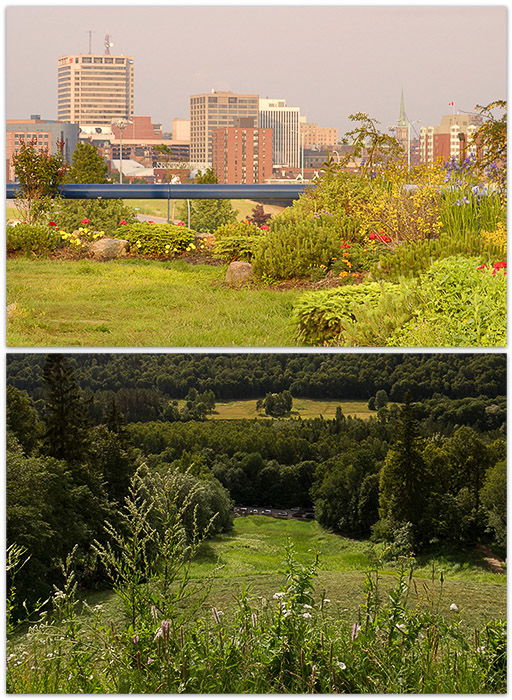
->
[212, 126, 273, 184]
[420, 112, 483, 164]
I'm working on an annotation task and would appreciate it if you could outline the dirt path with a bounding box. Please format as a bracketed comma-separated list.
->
[476, 544, 506, 574]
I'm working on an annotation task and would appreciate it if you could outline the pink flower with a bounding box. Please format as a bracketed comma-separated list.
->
[81, 218, 91, 224]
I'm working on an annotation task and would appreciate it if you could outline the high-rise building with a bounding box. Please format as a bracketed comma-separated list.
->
[172, 118, 191, 141]
[420, 112, 483, 164]
[189, 91, 259, 168]
[57, 53, 134, 128]
[258, 98, 301, 168]
[212, 126, 272, 184]
[6, 116, 79, 183]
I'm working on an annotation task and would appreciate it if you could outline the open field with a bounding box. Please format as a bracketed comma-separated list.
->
[83, 516, 505, 632]
[124, 198, 286, 222]
[7, 258, 300, 347]
[210, 398, 374, 420]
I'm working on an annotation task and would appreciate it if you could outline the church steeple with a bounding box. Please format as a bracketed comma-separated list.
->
[398, 89, 408, 128]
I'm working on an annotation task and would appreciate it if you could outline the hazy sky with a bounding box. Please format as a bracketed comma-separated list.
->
[5, 5, 507, 136]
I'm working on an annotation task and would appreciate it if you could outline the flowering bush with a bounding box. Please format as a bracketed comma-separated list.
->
[117, 221, 197, 258]
[388, 256, 507, 347]
[6, 223, 64, 255]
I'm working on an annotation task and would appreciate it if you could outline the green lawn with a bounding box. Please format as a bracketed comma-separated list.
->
[7, 258, 301, 347]
[126, 198, 285, 221]
[210, 399, 374, 420]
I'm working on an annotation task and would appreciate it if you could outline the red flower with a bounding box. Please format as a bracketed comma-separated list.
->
[81, 218, 91, 224]
[118, 219, 127, 225]
[48, 221, 57, 227]
[476, 264, 488, 270]
[341, 241, 350, 249]
[176, 221, 185, 226]
[260, 224, 270, 231]
[147, 220, 154, 223]
[369, 232, 377, 240]
[493, 261, 507, 270]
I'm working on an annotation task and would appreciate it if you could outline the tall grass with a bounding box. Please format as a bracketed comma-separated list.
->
[7, 494, 506, 693]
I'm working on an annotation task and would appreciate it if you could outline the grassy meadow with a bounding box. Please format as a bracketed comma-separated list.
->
[210, 398, 374, 420]
[7, 258, 300, 347]
[67, 516, 506, 633]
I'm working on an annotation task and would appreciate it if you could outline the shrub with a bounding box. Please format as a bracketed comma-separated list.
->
[6, 223, 64, 255]
[253, 218, 342, 279]
[388, 256, 507, 347]
[371, 221, 507, 281]
[50, 199, 137, 235]
[116, 222, 197, 258]
[213, 221, 265, 261]
[293, 281, 401, 346]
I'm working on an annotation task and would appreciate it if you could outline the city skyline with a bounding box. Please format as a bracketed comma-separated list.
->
[6, 5, 507, 137]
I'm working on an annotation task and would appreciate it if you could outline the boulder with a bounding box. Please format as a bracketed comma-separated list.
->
[225, 261, 253, 284]
[88, 237, 130, 261]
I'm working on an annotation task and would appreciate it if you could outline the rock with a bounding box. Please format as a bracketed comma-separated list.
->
[88, 237, 130, 261]
[225, 261, 253, 284]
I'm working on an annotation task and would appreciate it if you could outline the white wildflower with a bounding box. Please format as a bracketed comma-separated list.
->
[273, 592, 285, 599]
[449, 603, 459, 612]
[303, 604, 313, 610]
[302, 612, 313, 619]
[337, 661, 347, 671]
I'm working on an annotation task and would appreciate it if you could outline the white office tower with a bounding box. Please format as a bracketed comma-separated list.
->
[258, 98, 301, 168]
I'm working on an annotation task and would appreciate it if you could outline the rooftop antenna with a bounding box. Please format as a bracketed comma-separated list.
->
[87, 30, 92, 54]
[105, 33, 114, 55]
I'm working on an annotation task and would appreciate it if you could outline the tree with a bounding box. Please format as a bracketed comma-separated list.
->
[340, 113, 404, 173]
[374, 389, 389, 410]
[178, 168, 238, 232]
[6, 385, 42, 455]
[42, 355, 89, 464]
[480, 460, 506, 547]
[12, 138, 66, 223]
[473, 100, 506, 188]
[378, 394, 427, 538]
[248, 204, 272, 227]
[65, 141, 109, 184]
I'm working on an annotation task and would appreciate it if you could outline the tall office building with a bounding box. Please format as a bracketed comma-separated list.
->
[190, 91, 259, 169]
[57, 53, 134, 128]
[258, 98, 301, 168]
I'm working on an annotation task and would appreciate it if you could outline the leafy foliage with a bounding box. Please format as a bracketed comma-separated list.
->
[65, 142, 109, 184]
[50, 199, 137, 236]
[213, 220, 265, 261]
[253, 218, 343, 279]
[12, 139, 66, 224]
[6, 223, 64, 255]
[117, 222, 197, 257]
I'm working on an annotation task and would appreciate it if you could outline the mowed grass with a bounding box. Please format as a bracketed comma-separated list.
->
[126, 198, 285, 221]
[189, 517, 506, 630]
[7, 258, 301, 347]
[210, 399, 374, 420]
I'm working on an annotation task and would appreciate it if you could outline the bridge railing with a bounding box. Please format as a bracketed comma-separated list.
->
[6, 183, 310, 201]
